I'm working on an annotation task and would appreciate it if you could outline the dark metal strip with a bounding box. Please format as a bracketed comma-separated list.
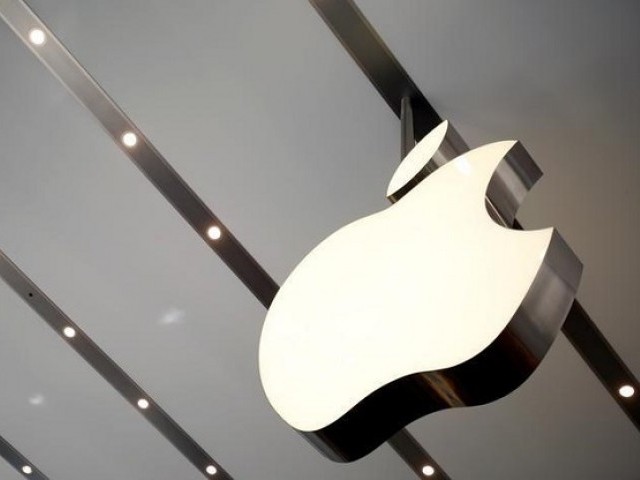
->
[388, 430, 451, 480]
[0, 0, 278, 309]
[0, 249, 232, 480]
[0, 434, 49, 480]
[562, 301, 640, 428]
[400, 96, 415, 159]
[309, 0, 640, 433]
[308, 0, 441, 142]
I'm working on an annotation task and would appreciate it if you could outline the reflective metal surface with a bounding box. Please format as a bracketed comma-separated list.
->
[400, 96, 415, 160]
[308, 0, 441, 141]
[0, 434, 49, 480]
[388, 429, 451, 480]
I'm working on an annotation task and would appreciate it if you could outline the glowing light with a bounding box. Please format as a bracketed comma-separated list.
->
[137, 398, 150, 409]
[205, 465, 218, 475]
[28, 28, 46, 46]
[422, 465, 435, 476]
[63, 326, 76, 338]
[28, 394, 45, 406]
[619, 385, 635, 398]
[122, 132, 138, 148]
[159, 307, 186, 326]
[22, 466, 33, 475]
[207, 226, 222, 240]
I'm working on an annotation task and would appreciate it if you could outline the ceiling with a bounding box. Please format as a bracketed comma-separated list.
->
[0, 0, 638, 479]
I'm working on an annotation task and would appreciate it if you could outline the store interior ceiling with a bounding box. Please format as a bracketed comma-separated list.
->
[0, 1, 639, 479]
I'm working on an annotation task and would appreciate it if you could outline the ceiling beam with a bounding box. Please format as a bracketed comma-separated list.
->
[0, 434, 49, 480]
[389, 430, 450, 480]
[308, 0, 441, 142]
[562, 300, 640, 429]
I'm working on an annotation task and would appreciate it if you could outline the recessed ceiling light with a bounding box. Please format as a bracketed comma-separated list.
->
[205, 465, 218, 475]
[137, 398, 150, 409]
[422, 465, 435, 476]
[28, 28, 46, 46]
[122, 131, 138, 148]
[207, 226, 222, 240]
[63, 326, 76, 338]
[619, 385, 635, 398]
[22, 465, 33, 475]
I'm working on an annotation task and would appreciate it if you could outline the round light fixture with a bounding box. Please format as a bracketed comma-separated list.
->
[422, 465, 435, 476]
[121, 131, 138, 148]
[63, 326, 76, 338]
[22, 465, 33, 475]
[619, 385, 635, 398]
[207, 226, 222, 240]
[137, 398, 150, 409]
[205, 465, 218, 475]
[28, 28, 46, 46]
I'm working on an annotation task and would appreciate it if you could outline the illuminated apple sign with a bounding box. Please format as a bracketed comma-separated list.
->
[259, 122, 582, 462]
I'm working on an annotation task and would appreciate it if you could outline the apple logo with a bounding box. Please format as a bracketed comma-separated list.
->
[259, 121, 582, 462]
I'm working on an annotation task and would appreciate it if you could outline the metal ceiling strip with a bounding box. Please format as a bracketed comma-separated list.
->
[0, 0, 278, 309]
[0, 434, 50, 480]
[562, 300, 640, 430]
[308, 0, 640, 432]
[0, 250, 233, 480]
[388, 430, 451, 480]
[308, 0, 441, 142]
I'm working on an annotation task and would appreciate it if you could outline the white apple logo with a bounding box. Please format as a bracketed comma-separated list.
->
[259, 121, 582, 462]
